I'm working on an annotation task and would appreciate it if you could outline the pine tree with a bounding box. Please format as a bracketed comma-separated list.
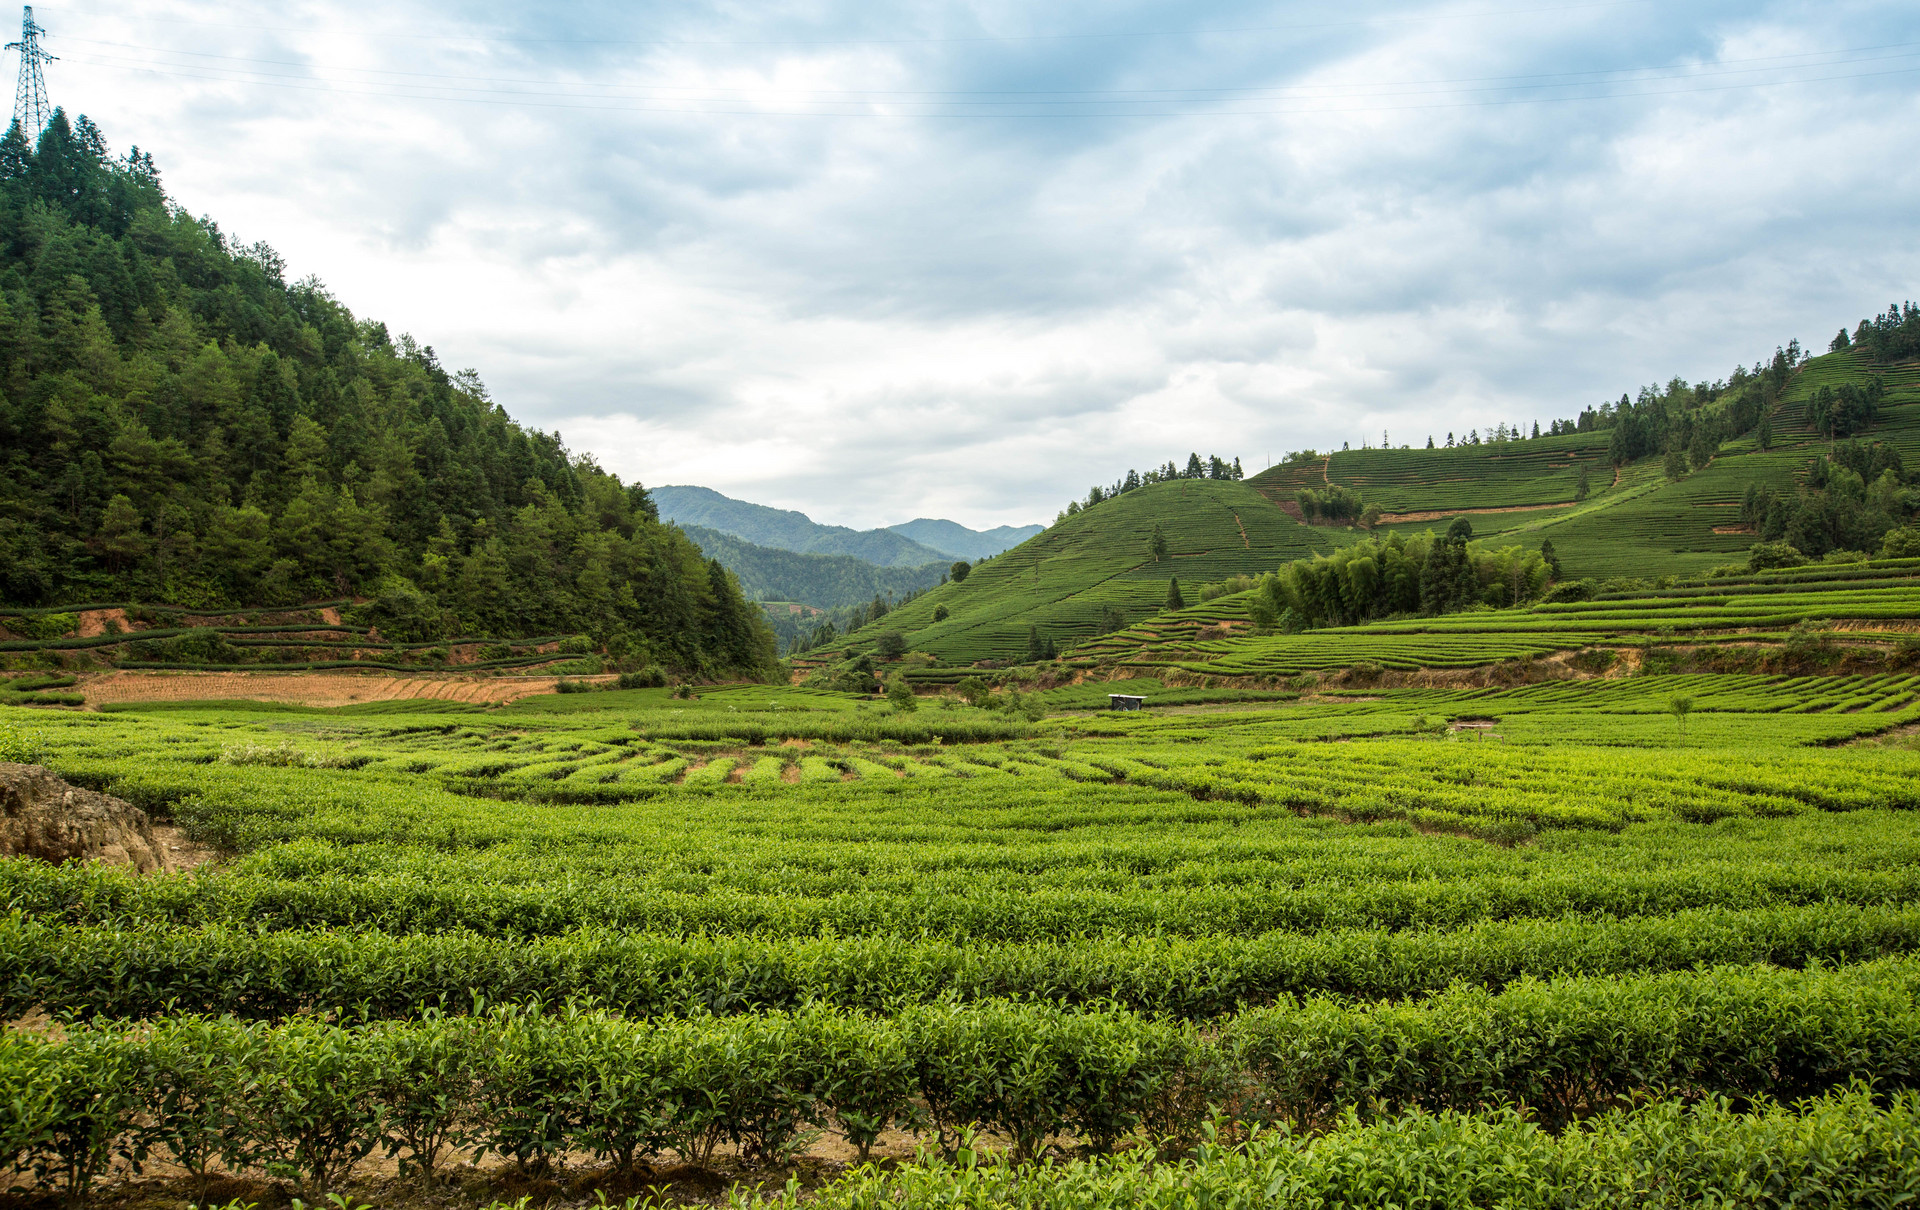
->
[1149, 524, 1168, 562]
[1575, 464, 1591, 502]
[1663, 444, 1688, 482]
[1165, 578, 1185, 611]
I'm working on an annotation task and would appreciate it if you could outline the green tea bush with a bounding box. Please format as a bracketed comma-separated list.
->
[0, 715, 45, 763]
[743, 1087, 1920, 1210]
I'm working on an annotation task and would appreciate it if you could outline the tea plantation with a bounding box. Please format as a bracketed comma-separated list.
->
[4, 666, 1920, 1207]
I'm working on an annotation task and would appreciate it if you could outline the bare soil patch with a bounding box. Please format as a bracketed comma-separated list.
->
[75, 671, 610, 709]
[74, 608, 131, 638]
[151, 823, 221, 872]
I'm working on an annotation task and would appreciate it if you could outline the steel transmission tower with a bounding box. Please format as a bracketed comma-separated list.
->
[6, 6, 53, 138]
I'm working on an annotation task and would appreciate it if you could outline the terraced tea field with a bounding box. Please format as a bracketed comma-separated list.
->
[4, 664, 1920, 1207]
[1074, 557, 1920, 679]
[810, 478, 1334, 667]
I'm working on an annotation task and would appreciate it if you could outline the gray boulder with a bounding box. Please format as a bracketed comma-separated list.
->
[0, 763, 175, 873]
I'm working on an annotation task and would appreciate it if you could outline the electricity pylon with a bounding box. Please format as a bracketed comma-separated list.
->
[7, 6, 54, 138]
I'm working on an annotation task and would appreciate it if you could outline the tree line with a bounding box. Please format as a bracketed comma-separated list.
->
[0, 112, 775, 675]
[1259, 519, 1553, 629]
[1833, 302, 1920, 364]
[1739, 440, 1916, 560]
[1058, 453, 1243, 522]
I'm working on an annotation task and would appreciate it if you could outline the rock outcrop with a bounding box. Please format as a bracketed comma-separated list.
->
[0, 763, 175, 873]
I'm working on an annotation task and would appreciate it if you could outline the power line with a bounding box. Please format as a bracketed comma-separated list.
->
[35, 0, 1659, 49]
[58, 48, 1920, 118]
[6, 5, 55, 135]
[53, 34, 1920, 101]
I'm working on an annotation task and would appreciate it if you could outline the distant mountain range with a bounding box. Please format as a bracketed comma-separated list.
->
[886, 517, 1046, 562]
[678, 525, 949, 610]
[651, 486, 1041, 567]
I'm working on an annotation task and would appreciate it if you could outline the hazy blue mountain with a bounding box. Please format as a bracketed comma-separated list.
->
[886, 518, 1044, 561]
[653, 486, 952, 568]
[679, 525, 946, 610]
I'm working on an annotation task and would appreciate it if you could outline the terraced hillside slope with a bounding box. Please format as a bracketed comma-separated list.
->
[1252, 348, 1920, 582]
[1251, 434, 1614, 519]
[1526, 352, 1920, 578]
[806, 478, 1333, 668]
[810, 344, 1915, 679]
[0, 603, 593, 675]
[1071, 556, 1920, 682]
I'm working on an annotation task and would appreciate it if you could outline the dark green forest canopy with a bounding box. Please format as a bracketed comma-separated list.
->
[0, 111, 774, 675]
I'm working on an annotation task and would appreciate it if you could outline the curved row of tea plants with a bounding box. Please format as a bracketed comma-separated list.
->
[7, 959, 1919, 1195]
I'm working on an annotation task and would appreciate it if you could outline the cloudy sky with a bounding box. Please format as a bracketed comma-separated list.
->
[27, 0, 1920, 528]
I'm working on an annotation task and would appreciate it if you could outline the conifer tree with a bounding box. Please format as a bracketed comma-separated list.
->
[1165, 578, 1185, 611]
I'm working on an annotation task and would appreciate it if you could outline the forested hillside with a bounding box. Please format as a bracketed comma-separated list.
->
[0, 112, 774, 675]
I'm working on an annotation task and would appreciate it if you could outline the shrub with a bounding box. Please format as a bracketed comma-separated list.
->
[1881, 528, 1920, 559]
[349, 583, 447, 643]
[557, 635, 596, 654]
[617, 666, 668, 689]
[957, 676, 992, 708]
[1542, 579, 1596, 603]
[1570, 648, 1616, 674]
[26, 1029, 142, 1198]
[1785, 619, 1836, 662]
[12, 613, 79, 641]
[1748, 541, 1807, 571]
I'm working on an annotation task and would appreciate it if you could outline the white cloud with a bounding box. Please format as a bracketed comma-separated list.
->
[31, 0, 1920, 528]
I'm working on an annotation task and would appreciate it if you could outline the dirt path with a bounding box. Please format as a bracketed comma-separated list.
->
[1232, 512, 1249, 548]
[1375, 501, 1572, 524]
[77, 670, 611, 708]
